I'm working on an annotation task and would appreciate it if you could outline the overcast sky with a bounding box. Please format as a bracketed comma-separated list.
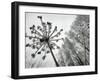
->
[26, 12, 76, 35]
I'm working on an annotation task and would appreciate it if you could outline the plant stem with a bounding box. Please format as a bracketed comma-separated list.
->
[47, 42, 59, 67]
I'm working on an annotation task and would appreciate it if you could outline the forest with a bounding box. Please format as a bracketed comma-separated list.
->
[58, 15, 90, 66]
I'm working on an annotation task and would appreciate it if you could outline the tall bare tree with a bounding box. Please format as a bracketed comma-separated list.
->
[59, 15, 90, 66]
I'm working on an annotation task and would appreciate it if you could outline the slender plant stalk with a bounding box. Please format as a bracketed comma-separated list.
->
[47, 42, 59, 67]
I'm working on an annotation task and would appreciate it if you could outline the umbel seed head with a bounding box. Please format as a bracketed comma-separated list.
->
[26, 16, 64, 62]
[37, 16, 42, 19]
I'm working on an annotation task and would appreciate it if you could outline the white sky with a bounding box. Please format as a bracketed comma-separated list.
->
[26, 12, 76, 35]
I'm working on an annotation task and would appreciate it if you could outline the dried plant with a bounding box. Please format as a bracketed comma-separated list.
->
[25, 16, 64, 67]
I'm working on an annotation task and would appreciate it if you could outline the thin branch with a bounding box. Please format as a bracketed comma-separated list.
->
[33, 29, 44, 37]
[75, 35, 89, 52]
[37, 26, 44, 35]
[25, 35, 41, 40]
[49, 26, 57, 37]
[50, 29, 63, 39]
[37, 16, 47, 37]
[47, 22, 52, 37]
[33, 43, 44, 55]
